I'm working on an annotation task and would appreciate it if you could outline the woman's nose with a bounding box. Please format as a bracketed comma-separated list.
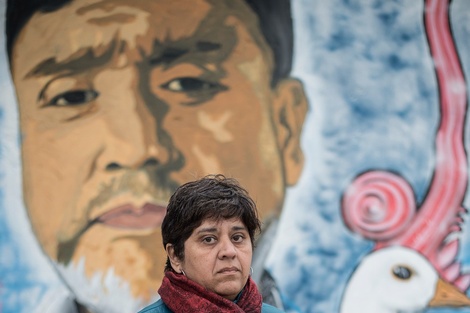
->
[218, 238, 237, 259]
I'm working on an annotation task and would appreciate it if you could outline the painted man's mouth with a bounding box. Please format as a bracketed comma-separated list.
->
[96, 202, 167, 229]
[57, 202, 167, 264]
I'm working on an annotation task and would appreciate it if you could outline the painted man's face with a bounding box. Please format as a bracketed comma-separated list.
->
[10, 0, 307, 308]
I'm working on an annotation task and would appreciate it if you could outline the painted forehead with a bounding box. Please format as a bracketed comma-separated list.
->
[13, 0, 268, 78]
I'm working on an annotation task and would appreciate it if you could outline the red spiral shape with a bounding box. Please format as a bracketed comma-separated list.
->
[341, 171, 416, 241]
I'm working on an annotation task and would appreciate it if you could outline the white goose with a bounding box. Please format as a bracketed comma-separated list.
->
[340, 246, 470, 313]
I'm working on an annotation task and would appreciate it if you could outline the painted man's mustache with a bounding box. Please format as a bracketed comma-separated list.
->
[86, 171, 174, 211]
[56, 171, 178, 264]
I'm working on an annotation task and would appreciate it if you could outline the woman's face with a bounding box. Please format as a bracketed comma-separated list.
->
[174, 217, 253, 300]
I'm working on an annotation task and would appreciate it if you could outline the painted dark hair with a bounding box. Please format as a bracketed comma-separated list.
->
[161, 174, 261, 271]
[5, 0, 293, 86]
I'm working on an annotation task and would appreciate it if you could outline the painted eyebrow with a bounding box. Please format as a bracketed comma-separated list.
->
[26, 42, 117, 79]
[26, 40, 222, 78]
[149, 41, 222, 65]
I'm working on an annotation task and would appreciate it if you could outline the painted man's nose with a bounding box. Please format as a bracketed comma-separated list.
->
[100, 136, 172, 172]
[96, 68, 177, 172]
[98, 114, 172, 171]
[105, 157, 159, 171]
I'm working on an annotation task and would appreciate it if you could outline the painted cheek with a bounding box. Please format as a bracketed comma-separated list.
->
[15, 78, 46, 123]
[191, 145, 223, 174]
[197, 111, 234, 143]
[21, 131, 85, 256]
[185, 110, 236, 174]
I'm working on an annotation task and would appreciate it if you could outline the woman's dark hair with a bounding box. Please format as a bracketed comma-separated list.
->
[161, 174, 261, 271]
[5, 0, 293, 86]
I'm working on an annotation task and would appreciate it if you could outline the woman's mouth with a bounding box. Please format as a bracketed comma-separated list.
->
[218, 267, 240, 274]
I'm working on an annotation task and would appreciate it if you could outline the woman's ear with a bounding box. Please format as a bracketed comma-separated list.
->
[272, 78, 309, 186]
[165, 244, 183, 273]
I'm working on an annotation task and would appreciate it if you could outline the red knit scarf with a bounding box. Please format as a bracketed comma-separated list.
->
[158, 271, 262, 313]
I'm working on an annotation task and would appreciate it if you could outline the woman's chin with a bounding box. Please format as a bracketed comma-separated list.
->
[213, 282, 245, 300]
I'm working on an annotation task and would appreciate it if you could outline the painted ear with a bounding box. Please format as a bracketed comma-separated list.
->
[165, 244, 182, 273]
[272, 78, 308, 186]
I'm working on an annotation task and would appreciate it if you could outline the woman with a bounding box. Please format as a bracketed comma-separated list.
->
[138, 174, 284, 313]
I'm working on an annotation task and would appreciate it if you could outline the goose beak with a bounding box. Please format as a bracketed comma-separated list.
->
[429, 278, 470, 307]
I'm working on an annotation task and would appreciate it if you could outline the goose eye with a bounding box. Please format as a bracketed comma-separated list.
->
[392, 265, 413, 280]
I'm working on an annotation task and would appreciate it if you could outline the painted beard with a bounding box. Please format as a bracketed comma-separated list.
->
[55, 257, 160, 313]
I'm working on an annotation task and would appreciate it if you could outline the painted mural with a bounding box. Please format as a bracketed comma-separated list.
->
[1, 0, 470, 313]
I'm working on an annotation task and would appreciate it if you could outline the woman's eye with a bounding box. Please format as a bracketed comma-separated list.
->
[161, 77, 226, 93]
[203, 237, 216, 244]
[232, 235, 244, 243]
[49, 90, 99, 106]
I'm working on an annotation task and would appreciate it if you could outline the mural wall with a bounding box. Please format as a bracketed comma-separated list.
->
[1, 0, 470, 312]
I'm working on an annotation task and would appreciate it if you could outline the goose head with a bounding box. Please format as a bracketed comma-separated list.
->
[340, 246, 470, 313]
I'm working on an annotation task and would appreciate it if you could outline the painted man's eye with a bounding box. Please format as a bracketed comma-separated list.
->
[161, 77, 226, 93]
[392, 265, 413, 280]
[49, 90, 99, 106]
